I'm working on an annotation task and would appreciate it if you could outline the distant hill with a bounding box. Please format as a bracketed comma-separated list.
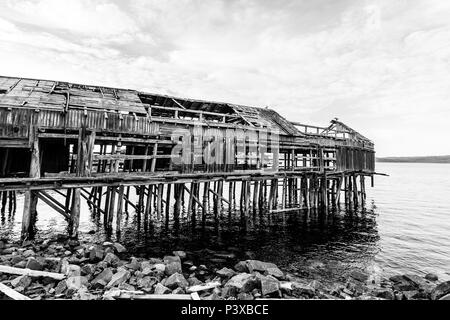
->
[377, 155, 450, 163]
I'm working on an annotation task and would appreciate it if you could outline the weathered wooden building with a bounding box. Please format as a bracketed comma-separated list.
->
[0, 76, 375, 240]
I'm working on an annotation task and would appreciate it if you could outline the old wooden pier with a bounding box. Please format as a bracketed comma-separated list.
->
[0, 76, 376, 240]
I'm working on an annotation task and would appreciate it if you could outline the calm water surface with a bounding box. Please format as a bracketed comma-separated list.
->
[1, 162, 449, 282]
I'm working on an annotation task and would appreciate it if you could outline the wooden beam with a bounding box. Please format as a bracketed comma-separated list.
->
[0, 265, 65, 280]
[0, 283, 31, 300]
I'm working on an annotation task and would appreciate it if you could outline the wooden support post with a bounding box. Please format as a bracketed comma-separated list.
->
[281, 177, 287, 209]
[117, 185, 124, 234]
[252, 181, 259, 213]
[360, 175, 366, 206]
[107, 186, 116, 231]
[165, 183, 171, 225]
[228, 181, 234, 212]
[353, 174, 359, 208]
[322, 173, 328, 210]
[22, 127, 40, 240]
[187, 183, 194, 218]
[145, 185, 152, 225]
[104, 187, 111, 227]
[157, 184, 163, 221]
[202, 182, 209, 223]
[258, 179, 265, 210]
[69, 189, 81, 238]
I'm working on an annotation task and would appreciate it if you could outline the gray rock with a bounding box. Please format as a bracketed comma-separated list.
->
[154, 283, 171, 294]
[431, 281, 450, 300]
[153, 263, 166, 273]
[11, 275, 32, 289]
[246, 260, 278, 273]
[234, 261, 249, 273]
[55, 280, 67, 295]
[389, 275, 418, 291]
[119, 283, 136, 291]
[216, 267, 236, 278]
[137, 276, 158, 290]
[403, 274, 432, 289]
[225, 273, 260, 293]
[165, 272, 189, 289]
[261, 275, 280, 296]
[163, 256, 182, 275]
[106, 269, 130, 288]
[425, 273, 438, 282]
[11, 255, 24, 265]
[66, 276, 89, 292]
[237, 292, 254, 300]
[74, 286, 98, 300]
[172, 251, 187, 259]
[81, 264, 96, 276]
[113, 243, 127, 254]
[91, 268, 113, 288]
[89, 246, 104, 262]
[172, 287, 185, 294]
[66, 264, 81, 277]
[188, 277, 203, 286]
[23, 249, 35, 257]
[266, 267, 284, 279]
[103, 252, 121, 267]
[125, 258, 141, 271]
[292, 282, 315, 298]
[372, 288, 395, 300]
[140, 261, 153, 271]
[403, 290, 421, 300]
[25, 257, 44, 271]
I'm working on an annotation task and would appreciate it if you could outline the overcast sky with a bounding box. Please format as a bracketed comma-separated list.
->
[0, 0, 449, 157]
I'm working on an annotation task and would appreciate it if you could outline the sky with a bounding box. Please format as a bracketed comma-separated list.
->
[0, 0, 449, 157]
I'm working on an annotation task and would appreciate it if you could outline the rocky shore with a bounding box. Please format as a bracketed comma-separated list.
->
[0, 236, 449, 301]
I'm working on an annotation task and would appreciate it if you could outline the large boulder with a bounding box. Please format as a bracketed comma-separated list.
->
[106, 269, 131, 288]
[25, 257, 44, 271]
[431, 281, 450, 300]
[225, 273, 260, 293]
[234, 261, 248, 273]
[292, 282, 315, 298]
[172, 251, 187, 259]
[425, 273, 438, 282]
[137, 276, 158, 290]
[103, 253, 121, 267]
[91, 268, 114, 289]
[403, 274, 434, 291]
[65, 264, 81, 277]
[113, 243, 127, 254]
[125, 258, 141, 271]
[246, 260, 278, 274]
[89, 245, 104, 262]
[260, 275, 280, 296]
[66, 276, 89, 292]
[216, 267, 236, 278]
[371, 288, 395, 300]
[165, 273, 189, 289]
[389, 275, 418, 291]
[163, 256, 182, 276]
[154, 283, 171, 295]
[11, 275, 32, 289]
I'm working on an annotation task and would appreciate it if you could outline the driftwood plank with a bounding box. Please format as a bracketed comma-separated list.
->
[0, 282, 31, 300]
[0, 265, 66, 280]
[187, 281, 221, 293]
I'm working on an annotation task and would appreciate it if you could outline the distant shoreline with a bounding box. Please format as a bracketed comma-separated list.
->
[377, 155, 450, 164]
